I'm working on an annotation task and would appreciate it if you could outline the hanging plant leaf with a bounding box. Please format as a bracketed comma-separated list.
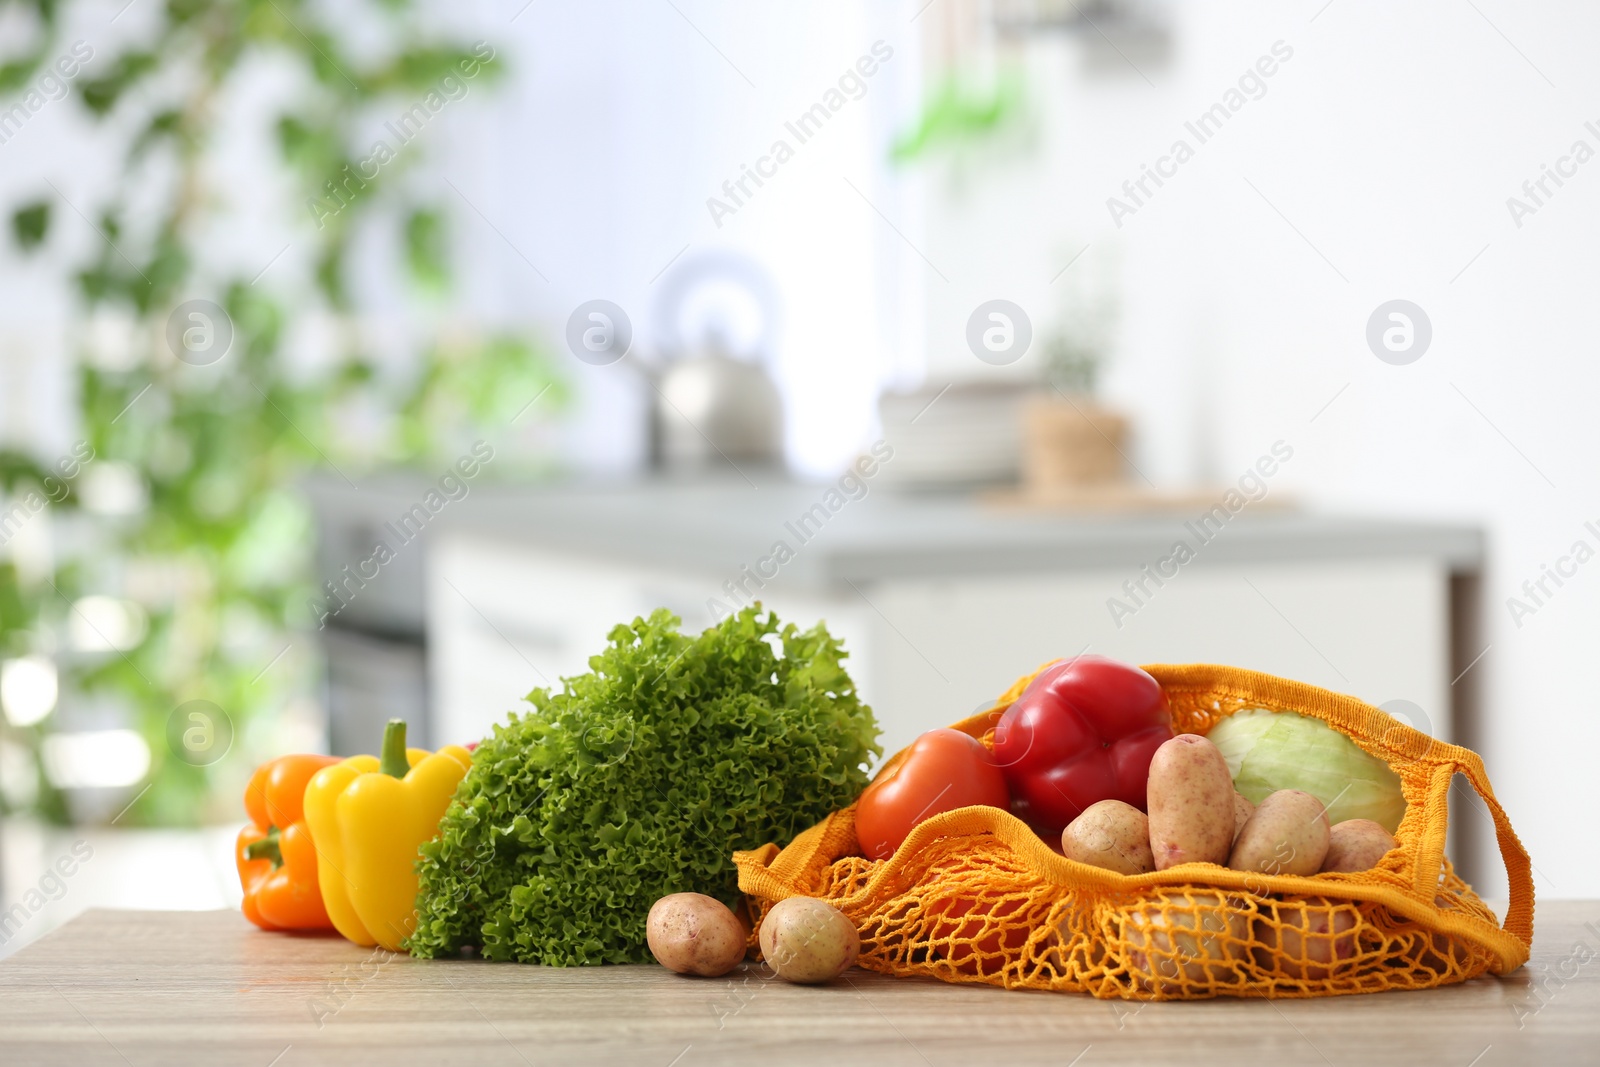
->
[11, 200, 50, 251]
[77, 51, 159, 118]
[404, 207, 449, 293]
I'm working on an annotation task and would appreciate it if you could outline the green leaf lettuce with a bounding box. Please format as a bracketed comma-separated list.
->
[407, 606, 880, 964]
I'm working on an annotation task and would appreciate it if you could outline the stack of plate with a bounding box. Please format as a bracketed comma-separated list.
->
[876, 383, 1031, 490]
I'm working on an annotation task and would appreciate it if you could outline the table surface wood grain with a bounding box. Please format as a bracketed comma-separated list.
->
[1, 904, 1596, 1066]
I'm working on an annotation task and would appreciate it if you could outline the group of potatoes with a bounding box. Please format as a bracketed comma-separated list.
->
[1060, 733, 1397, 878]
[1057, 733, 1401, 991]
[646, 892, 859, 983]
[647, 733, 1406, 991]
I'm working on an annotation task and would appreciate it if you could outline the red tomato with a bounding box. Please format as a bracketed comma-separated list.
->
[993, 655, 1173, 836]
[855, 728, 1011, 861]
[927, 895, 1030, 976]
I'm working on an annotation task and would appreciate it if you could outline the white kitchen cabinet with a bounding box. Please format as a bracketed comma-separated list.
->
[429, 514, 1462, 766]
[310, 479, 1480, 882]
[428, 535, 873, 745]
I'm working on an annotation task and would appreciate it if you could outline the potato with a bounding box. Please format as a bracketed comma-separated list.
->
[1121, 891, 1250, 995]
[1228, 789, 1330, 876]
[1416, 893, 1473, 974]
[758, 896, 859, 984]
[646, 893, 748, 977]
[1321, 819, 1397, 873]
[1147, 734, 1236, 870]
[1417, 931, 1472, 974]
[1254, 896, 1358, 980]
[1061, 800, 1154, 876]
[1232, 792, 1255, 842]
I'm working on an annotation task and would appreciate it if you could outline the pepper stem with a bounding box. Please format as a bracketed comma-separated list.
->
[379, 719, 410, 779]
[245, 828, 282, 867]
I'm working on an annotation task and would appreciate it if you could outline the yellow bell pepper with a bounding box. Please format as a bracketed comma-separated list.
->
[303, 719, 471, 951]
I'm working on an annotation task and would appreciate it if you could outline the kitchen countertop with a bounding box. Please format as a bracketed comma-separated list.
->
[304, 475, 1485, 632]
[442, 484, 1485, 581]
[2, 905, 1592, 1065]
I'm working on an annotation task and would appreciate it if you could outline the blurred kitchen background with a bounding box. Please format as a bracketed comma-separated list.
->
[3, 0, 1596, 956]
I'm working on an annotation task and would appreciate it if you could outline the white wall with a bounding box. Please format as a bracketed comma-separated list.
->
[440, 0, 920, 476]
[0, 0, 916, 478]
[916, 0, 1599, 897]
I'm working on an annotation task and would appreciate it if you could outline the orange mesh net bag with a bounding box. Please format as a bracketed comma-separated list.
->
[734, 663, 1533, 999]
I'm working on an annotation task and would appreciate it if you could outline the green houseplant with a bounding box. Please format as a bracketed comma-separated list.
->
[0, 0, 564, 824]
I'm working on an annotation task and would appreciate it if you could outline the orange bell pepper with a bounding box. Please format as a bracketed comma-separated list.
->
[237, 753, 341, 930]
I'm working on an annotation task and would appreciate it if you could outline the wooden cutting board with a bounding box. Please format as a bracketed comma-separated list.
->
[983, 484, 1299, 515]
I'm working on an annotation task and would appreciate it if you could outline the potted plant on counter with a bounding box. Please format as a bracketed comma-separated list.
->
[1021, 269, 1130, 498]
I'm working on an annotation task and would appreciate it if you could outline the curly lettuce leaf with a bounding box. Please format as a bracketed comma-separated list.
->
[407, 605, 880, 964]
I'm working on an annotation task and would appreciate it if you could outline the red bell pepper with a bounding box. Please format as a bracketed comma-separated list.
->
[992, 655, 1173, 835]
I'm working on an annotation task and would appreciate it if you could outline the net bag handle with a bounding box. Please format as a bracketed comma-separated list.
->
[1451, 746, 1535, 947]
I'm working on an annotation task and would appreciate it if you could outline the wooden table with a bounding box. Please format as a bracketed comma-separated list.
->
[1, 905, 1595, 1065]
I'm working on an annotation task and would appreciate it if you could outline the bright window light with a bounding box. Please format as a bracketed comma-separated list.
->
[41, 729, 151, 789]
[78, 462, 148, 516]
[0, 739, 39, 808]
[70, 596, 148, 652]
[1, 656, 59, 727]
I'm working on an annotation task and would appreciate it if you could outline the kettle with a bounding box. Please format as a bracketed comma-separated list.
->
[650, 251, 785, 472]
[657, 336, 784, 468]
